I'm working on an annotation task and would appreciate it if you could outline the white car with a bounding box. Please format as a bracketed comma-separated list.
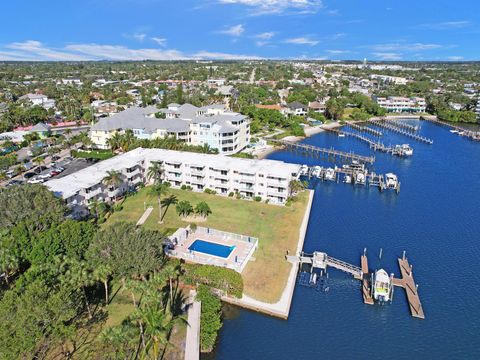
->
[37, 173, 52, 180]
[27, 178, 44, 184]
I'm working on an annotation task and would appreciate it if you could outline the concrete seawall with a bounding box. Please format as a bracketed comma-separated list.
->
[222, 189, 315, 319]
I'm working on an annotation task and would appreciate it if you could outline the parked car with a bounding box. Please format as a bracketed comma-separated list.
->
[38, 173, 52, 180]
[50, 170, 60, 176]
[23, 172, 36, 179]
[34, 166, 48, 174]
[6, 169, 16, 179]
[56, 167, 65, 172]
[6, 180, 23, 187]
[27, 178, 44, 184]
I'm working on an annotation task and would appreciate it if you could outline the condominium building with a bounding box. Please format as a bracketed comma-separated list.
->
[90, 103, 250, 155]
[476, 99, 480, 120]
[373, 96, 426, 113]
[45, 148, 301, 217]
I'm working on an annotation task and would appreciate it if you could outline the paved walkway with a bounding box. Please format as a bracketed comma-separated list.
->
[136, 206, 153, 226]
[185, 290, 201, 360]
[222, 190, 315, 319]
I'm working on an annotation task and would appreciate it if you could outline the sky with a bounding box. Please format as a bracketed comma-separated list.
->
[0, 0, 478, 61]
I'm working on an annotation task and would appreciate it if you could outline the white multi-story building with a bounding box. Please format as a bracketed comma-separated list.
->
[90, 103, 250, 155]
[374, 96, 426, 113]
[476, 99, 480, 120]
[45, 148, 301, 217]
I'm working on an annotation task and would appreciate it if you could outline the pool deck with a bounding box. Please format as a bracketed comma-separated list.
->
[222, 190, 315, 319]
[168, 227, 257, 273]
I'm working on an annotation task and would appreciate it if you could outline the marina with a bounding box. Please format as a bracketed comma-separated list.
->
[367, 119, 434, 144]
[286, 250, 425, 319]
[327, 128, 413, 157]
[275, 139, 375, 165]
[421, 115, 480, 141]
[217, 119, 480, 359]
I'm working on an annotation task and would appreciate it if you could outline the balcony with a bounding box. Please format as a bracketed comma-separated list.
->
[267, 188, 286, 197]
[126, 168, 141, 178]
[84, 187, 102, 199]
[190, 170, 205, 177]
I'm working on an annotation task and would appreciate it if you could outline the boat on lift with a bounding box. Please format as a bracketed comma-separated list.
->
[385, 173, 399, 189]
[324, 168, 336, 181]
[299, 164, 309, 176]
[396, 144, 413, 156]
[373, 269, 392, 303]
[338, 132, 346, 138]
[312, 166, 322, 178]
[344, 174, 352, 184]
[355, 172, 366, 185]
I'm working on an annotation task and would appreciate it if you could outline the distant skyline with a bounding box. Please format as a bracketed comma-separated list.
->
[0, 0, 478, 61]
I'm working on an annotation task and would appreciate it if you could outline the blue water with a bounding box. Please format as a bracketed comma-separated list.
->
[214, 120, 480, 360]
[189, 239, 235, 258]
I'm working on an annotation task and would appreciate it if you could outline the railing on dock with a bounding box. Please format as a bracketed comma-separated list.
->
[273, 139, 375, 165]
[368, 119, 433, 144]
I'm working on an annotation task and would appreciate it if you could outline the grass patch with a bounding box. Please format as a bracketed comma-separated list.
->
[107, 187, 310, 303]
[72, 149, 115, 160]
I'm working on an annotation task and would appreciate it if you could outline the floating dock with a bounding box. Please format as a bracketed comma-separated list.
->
[274, 140, 375, 165]
[287, 250, 425, 319]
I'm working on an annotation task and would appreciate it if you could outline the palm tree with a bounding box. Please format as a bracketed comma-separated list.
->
[33, 156, 45, 167]
[121, 129, 136, 152]
[175, 200, 193, 218]
[160, 195, 178, 222]
[161, 265, 180, 309]
[0, 248, 19, 284]
[61, 260, 94, 319]
[139, 305, 176, 360]
[147, 161, 164, 184]
[194, 201, 212, 218]
[93, 264, 112, 304]
[88, 198, 101, 219]
[148, 182, 170, 223]
[103, 170, 122, 202]
[107, 132, 123, 151]
[289, 179, 307, 196]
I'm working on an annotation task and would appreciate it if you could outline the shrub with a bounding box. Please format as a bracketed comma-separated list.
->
[204, 188, 216, 195]
[181, 185, 187, 190]
[181, 263, 243, 298]
[196, 285, 222, 353]
[254, 196, 262, 202]
[228, 192, 234, 197]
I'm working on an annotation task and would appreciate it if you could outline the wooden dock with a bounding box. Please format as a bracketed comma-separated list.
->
[361, 255, 374, 304]
[421, 115, 480, 141]
[384, 119, 419, 132]
[276, 140, 375, 165]
[395, 257, 425, 319]
[347, 122, 383, 137]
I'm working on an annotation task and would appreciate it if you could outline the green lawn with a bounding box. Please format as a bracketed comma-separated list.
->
[107, 187, 310, 303]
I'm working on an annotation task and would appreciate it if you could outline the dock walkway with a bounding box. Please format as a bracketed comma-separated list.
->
[396, 257, 425, 319]
[368, 119, 434, 144]
[422, 116, 480, 141]
[276, 139, 375, 165]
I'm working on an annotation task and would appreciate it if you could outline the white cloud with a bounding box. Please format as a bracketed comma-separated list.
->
[219, 24, 245, 37]
[284, 37, 319, 46]
[6, 40, 91, 61]
[372, 52, 402, 61]
[255, 32, 275, 40]
[65, 44, 188, 60]
[0, 40, 263, 61]
[151, 37, 167, 46]
[218, 0, 323, 15]
[132, 33, 146, 42]
[327, 50, 350, 55]
[419, 21, 470, 30]
[447, 56, 464, 61]
[370, 43, 443, 52]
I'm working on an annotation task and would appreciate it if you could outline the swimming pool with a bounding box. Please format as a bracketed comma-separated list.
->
[188, 239, 235, 258]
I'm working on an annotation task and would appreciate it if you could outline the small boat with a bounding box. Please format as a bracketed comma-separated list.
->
[450, 129, 459, 134]
[373, 269, 392, 303]
[396, 144, 413, 156]
[385, 173, 398, 189]
[299, 164, 309, 176]
[344, 174, 352, 184]
[338, 133, 346, 138]
[312, 166, 322, 178]
[355, 172, 366, 185]
[324, 168, 336, 181]
[343, 160, 365, 172]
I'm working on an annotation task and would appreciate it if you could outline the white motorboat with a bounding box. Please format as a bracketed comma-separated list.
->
[312, 166, 322, 178]
[355, 172, 366, 185]
[450, 129, 459, 134]
[338, 133, 346, 138]
[299, 164, 309, 176]
[396, 144, 413, 156]
[373, 269, 392, 303]
[324, 168, 336, 181]
[385, 173, 398, 189]
[344, 174, 352, 184]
